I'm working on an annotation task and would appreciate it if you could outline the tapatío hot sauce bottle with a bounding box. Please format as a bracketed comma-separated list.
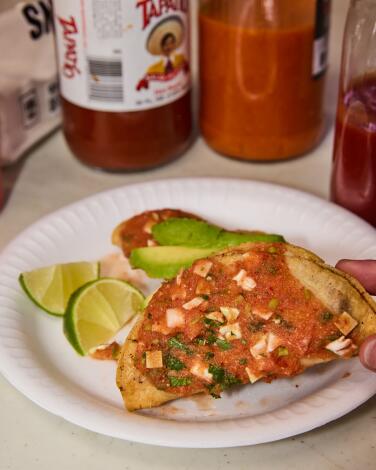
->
[53, 0, 192, 171]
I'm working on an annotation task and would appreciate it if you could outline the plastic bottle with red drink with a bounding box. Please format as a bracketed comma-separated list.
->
[0, 167, 4, 212]
[331, 0, 376, 226]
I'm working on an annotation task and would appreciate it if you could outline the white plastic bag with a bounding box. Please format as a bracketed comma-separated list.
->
[0, 0, 60, 166]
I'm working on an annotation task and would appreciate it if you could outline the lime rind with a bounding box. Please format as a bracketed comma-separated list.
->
[63, 282, 93, 355]
[19, 272, 63, 318]
[19, 262, 99, 316]
[64, 278, 145, 356]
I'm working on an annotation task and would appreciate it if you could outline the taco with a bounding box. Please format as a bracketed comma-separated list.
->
[117, 242, 376, 411]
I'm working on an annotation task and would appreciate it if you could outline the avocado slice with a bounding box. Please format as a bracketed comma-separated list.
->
[151, 218, 221, 248]
[133, 219, 285, 279]
[130, 246, 215, 279]
[152, 218, 285, 249]
[215, 231, 285, 248]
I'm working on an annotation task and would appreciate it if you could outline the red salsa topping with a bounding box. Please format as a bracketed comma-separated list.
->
[117, 209, 200, 256]
[134, 243, 354, 397]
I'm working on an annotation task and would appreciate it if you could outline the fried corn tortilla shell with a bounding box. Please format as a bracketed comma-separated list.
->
[117, 243, 376, 412]
[117, 318, 178, 411]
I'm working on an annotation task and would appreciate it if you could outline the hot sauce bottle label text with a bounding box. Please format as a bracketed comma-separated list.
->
[53, 0, 191, 112]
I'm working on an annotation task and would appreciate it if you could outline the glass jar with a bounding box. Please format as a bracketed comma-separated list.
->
[53, 1, 192, 171]
[199, 0, 330, 161]
[330, 0, 376, 226]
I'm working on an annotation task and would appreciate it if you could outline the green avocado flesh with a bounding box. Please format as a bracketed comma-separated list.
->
[130, 246, 215, 279]
[131, 218, 285, 279]
[152, 218, 222, 248]
[152, 218, 285, 249]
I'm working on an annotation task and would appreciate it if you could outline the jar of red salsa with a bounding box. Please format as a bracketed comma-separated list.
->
[53, 1, 192, 171]
[331, 0, 376, 226]
[199, 0, 330, 161]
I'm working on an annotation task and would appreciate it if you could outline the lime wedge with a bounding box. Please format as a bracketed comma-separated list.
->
[19, 262, 99, 316]
[63, 278, 145, 355]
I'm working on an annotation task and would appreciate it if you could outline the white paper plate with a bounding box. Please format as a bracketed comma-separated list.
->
[0, 178, 376, 448]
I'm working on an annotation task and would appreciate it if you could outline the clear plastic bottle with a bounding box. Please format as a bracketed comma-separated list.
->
[53, 0, 192, 171]
[0, 167, 4, 212]
[331, 0, 376, 226]
[199, 0, 330, 161]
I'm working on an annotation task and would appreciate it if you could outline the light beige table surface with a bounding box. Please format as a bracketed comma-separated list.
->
[1, 1, 376, 469]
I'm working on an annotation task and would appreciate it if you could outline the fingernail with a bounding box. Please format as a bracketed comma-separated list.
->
[360, 336, 376, 372]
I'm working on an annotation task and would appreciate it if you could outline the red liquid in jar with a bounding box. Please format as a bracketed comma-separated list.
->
[331, 75, 376, 226]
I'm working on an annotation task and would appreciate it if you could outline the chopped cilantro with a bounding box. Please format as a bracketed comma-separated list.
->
[206, 333, 217, 345]
[216, 339, 232, 351]
[208, 364, 225, 383]
[223, 372, 242, 389]
[268, 246, 278, 254]
[168, 336, 193, 355]
[321, 312, 333, 322]
[205, 351, 215, 360]
[204, 317, 223, 328]
[165, 354, 185, 371]
[239, 358, 248, 365]
[208, 365, 241, 390]
[193, 336, 206, 346]
[277, 346, 289, 357]
[168, 376, 192, 387]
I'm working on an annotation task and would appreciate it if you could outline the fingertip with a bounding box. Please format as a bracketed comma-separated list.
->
[335, 259, 376, 295]
[359, 335, 376, 372]
[335, 259, 351, 270]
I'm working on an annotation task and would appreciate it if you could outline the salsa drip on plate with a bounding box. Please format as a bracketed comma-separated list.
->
[134, 243, 358, 398]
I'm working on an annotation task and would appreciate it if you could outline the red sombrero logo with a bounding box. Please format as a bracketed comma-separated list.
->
[136, 16, 189, 91]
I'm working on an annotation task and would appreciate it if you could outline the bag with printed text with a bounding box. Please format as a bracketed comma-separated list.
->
[0, 0, 60, 166]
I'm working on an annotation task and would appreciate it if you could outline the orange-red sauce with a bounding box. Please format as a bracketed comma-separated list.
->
[116, 209, 199, 257]
[331, 74, 376, 226]
[199, 2, 325, 160]
[62, 93, 192, 171]
[135, 243, 340, 397]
